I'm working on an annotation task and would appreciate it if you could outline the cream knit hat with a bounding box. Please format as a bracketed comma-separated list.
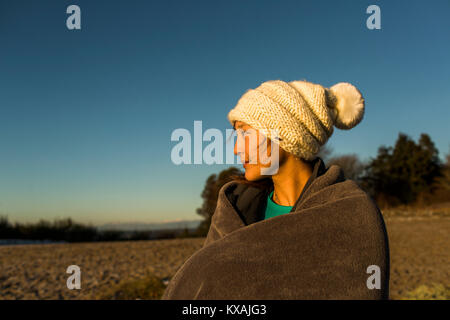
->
[227, 79, 365, 161]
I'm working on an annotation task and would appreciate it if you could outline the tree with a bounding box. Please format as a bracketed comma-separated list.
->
[360, 132, 442, 206]
[414, 134, 442, 193]
[435, 152, 450, 191]
[195, 167, 243, 236]
[326, 153, 365, 183]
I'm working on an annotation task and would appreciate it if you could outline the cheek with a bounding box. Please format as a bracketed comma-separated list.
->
[249, 138, 266, 162]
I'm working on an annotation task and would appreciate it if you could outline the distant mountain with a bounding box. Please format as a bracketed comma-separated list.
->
[96, 219, 202, 231]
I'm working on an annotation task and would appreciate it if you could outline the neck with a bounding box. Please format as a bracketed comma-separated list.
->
[271, 156, 313, 206]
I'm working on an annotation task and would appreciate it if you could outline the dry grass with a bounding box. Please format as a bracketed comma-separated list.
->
[381, 203, 450, 219]
[401, 284, 450, 300]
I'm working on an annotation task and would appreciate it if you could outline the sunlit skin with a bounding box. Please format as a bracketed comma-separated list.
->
[233, 120, 314, 206]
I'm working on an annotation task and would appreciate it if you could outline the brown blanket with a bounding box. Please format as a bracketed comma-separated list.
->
[162, 160, 390, 299]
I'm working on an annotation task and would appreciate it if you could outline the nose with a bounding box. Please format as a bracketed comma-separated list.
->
[234, 131, 248, 165]
[234, 131, 245, 157]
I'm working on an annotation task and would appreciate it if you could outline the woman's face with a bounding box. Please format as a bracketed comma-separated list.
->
[233, 121, 284, 181]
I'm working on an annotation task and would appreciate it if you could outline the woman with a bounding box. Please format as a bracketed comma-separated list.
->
[162, 79, 390, 299]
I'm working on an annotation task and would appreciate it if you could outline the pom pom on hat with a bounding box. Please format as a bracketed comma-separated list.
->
[327, 82, 365, 130]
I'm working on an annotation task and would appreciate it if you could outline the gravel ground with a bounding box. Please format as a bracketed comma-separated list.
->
[0, 217, 448, 300]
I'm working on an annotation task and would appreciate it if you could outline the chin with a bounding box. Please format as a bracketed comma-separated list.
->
[244, 166, 264, 181]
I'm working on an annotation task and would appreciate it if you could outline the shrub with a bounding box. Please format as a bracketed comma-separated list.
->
[401, 284, 450, 300]
[98, 274, 167, 300]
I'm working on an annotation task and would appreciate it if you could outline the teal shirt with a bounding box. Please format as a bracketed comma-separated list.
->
[264, 190, 293, 220]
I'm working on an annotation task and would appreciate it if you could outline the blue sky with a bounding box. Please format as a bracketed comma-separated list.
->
[0, 0, 449, 225]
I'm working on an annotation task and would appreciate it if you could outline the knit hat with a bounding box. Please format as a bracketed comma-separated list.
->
[227, 79, 365, 161]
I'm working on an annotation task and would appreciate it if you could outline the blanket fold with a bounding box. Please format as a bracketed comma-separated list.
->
[162, 161, 390, 300]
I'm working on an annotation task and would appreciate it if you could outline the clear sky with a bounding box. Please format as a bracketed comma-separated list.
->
[1, 0, 449, 225]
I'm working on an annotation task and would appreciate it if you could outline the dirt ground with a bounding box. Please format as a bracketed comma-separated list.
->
[0, 217, 448, 300]
[0, 237, 204, 300]
[385, 217, 449, 299]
